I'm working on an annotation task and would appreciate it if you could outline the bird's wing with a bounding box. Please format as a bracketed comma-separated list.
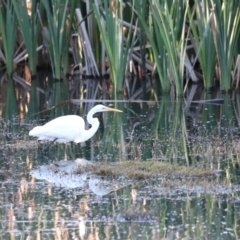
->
[37, 115, 85, 142]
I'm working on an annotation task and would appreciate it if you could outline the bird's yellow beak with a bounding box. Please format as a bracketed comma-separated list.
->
[106, 107, 123, 113]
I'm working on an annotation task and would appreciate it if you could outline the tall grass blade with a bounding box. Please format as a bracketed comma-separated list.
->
[5, 77, 18, 117]
[12, 0, 41, 77]
[91, 0, 133, 97]
[136, 0, 188, 96]
[0, 0, 17, 76]
[134, 0, 148, 79]
[135, 1, 170, 93]
[211, 0, 240, 91]
[188, 1, 216, 90]
[42, 0, 70, 80]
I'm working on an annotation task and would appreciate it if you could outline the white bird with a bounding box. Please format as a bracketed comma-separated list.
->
[29, 104, 122, 153]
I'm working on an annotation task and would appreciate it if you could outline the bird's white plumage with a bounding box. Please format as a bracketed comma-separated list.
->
[29, 104, 122, 149]
[29, 115, 86, 143]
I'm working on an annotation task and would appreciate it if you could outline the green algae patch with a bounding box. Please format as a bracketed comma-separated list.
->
[75, 160, 214, 179]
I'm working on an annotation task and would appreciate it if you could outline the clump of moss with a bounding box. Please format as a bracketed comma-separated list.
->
[75, 160, 214, 179]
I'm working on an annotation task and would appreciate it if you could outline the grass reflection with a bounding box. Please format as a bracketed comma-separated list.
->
[0, 125, 240, 239]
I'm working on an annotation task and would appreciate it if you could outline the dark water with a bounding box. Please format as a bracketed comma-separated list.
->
[1, 74, 240, 239]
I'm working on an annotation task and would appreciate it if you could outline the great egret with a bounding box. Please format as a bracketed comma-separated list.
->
[29, 104, 122, 153]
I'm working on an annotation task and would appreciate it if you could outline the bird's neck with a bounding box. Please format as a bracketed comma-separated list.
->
[85, 115, 100, 140]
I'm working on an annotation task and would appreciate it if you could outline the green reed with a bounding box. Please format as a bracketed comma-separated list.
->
[42, 0, 73, 80]
[12, 0, 41, 77]
[137, 0, 188, 96]
[0, 0, 17, 77]
[211, 0, 240, 91]
[189, 0, 216, 90]
[135, 1, 169, 93]
[4, 78, 18, 117]
[134, 0, 149, 78]
[91, 0, 133, 97]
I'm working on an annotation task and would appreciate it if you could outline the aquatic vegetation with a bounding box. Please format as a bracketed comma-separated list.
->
[41, 0, 68, 80]
[0, 0, 17, 77]
[76, 160, 214, 179]
[137, 0, 188, 96]
[12, 0, 40, 77]
[91, 0, 133, 97]
[188, 0, 216, 90]
[211, 0, 240, 91]
[41, 0, 76, 80]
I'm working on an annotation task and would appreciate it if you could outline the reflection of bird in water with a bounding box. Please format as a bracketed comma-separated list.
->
[89, 178, 112, 196]
[29, 104, 122, 153]
[30, 159, 90, 188]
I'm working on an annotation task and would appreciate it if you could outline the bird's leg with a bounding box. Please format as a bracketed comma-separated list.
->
[43, 138, 58, 154]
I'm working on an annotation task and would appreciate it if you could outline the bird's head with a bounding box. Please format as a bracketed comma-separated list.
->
[92, 104, 123, 113]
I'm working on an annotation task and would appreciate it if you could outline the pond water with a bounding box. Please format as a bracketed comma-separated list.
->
[1, 73, 240, 239]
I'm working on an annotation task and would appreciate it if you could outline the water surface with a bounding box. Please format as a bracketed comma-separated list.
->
[1, 73, 240, 239]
